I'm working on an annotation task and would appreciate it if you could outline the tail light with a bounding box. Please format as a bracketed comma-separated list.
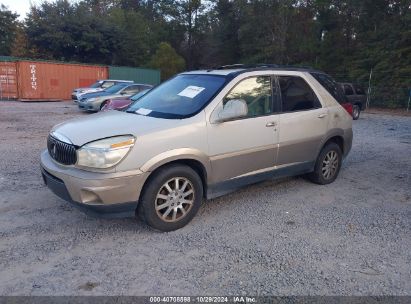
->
[341, 103, 353, 117]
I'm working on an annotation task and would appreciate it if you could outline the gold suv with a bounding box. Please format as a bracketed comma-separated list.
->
[41, 65, 353, 231]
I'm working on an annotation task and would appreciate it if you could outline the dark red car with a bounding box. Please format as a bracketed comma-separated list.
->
[101, 87, 152, 111]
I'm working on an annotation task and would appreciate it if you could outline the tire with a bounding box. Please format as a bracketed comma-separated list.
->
[99, 100, 108, 111]
[137, 164, 203, 232]
[352, 104, 360, 120]
[308, 142, 342, 185]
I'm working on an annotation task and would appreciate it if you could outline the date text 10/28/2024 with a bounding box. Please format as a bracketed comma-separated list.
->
[149, 297, 257, 303]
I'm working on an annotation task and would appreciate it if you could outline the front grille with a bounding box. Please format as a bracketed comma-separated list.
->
[47, 135, 77, 165]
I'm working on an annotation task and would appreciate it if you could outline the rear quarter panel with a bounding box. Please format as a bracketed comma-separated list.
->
[305, 74, 353, 156]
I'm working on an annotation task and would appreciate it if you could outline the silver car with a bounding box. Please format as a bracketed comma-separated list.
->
[72, 80, 134, 100]
[41, 65, 353, 231]
[78, 83, 147, 112]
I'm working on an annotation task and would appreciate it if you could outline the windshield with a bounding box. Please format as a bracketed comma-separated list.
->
[104, 83, 128, 94]
[130, 89, 150, 101]
[127, 74, 226, 118]
[90, 81, 102, 88]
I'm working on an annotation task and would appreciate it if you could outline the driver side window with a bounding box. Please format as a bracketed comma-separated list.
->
[224, 76, 272, 118]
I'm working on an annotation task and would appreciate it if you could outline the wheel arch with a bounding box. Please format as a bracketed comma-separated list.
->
[317, 130, 346, 157]
[324, 136, 344, 154]
[140, 150, 211, 198]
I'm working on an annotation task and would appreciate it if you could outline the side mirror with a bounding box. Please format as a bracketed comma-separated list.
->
[216, 99, 248, 122]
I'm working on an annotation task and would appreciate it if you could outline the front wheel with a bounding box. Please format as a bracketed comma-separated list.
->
[137, 165, 203, 232]
[352, 104, 360, 120]
[99, 100, 108, 111]
[308, 142, 342, 185]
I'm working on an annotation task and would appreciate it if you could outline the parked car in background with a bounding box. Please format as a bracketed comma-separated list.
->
[78, 83, 148, 111]
[72, 80, 134, 101]
[101, 87, 152, 111]
[41, 65, 352, 232]
[340, 83, 367, 120]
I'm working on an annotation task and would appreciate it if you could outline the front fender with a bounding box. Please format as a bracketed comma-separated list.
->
[140, 148, 211, 181]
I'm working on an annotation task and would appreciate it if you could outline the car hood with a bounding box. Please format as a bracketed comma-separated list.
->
[51, 110, 182, 146]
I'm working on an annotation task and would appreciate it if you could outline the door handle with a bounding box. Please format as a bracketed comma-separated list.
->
[318, 113, 328, 118]
[266, 122, 277, 127]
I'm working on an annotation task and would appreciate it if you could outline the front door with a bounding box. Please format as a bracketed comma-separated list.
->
[207, 75, 279, 184]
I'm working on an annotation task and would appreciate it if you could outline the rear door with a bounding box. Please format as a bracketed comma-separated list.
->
[276, 75, 328, 166]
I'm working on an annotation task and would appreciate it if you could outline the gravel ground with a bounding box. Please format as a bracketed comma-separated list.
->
[0, 101, 410, 296]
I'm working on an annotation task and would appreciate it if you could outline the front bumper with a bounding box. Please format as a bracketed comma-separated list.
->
[78, 100, 102, 112]
[40, 150, 150, 218]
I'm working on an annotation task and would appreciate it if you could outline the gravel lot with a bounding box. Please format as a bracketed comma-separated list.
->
[0, 101, 410, 296]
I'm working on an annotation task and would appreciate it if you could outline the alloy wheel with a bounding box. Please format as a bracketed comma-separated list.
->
[322, 150, 339, 180]
[155, 177, 195, 223]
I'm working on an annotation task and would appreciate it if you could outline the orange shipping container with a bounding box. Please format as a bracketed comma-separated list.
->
[17, 61, 108, 101]
[0, 62, 18, 99]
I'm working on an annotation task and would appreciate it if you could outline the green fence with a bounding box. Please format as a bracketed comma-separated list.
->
[109, 66, 161, 85]
[0, 56, 17, 62]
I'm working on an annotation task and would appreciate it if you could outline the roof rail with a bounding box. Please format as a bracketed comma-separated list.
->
[214, 63, 315, 71]
[216, 63, 281, 70]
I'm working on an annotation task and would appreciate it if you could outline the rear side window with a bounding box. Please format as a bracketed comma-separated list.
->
[122, 85, 141, 94]
[343, 84, 354, 95]
[354, 85, 365, 95]
[139, 85, 153, 91]
[311, 73, 347, 104]
[278, 76, 321, 112]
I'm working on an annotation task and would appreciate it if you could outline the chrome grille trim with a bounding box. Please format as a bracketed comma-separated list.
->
[47, 135, 77, 165]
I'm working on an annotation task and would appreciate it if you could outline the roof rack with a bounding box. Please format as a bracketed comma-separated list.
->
[216, 63, 280, 70]
[214, 63, 315, 71]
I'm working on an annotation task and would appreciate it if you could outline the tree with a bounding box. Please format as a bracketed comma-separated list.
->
[162, 0, 208, 69]
[148, 42, 185, 80]
[108, 8, 152, 66]
[11, 24, 30, 57]
[201, 0, 241, 67]
[0, 5, 19, 55]
[25, 0, 122, 63]
[4, 0, 410, 108]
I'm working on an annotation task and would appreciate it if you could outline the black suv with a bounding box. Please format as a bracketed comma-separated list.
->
[340, 83, 367, 120]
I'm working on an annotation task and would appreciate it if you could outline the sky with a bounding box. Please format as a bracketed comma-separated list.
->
[1, 0, 35, 19]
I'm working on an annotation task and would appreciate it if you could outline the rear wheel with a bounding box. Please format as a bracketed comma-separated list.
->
[352, 104, 360, 120]
[137, 165, 203, 232]
[308, 142, 342, 185]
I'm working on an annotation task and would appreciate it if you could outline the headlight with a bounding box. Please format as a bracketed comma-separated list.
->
[87, 97, 97, 102]
[77, 135, 135, 168]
